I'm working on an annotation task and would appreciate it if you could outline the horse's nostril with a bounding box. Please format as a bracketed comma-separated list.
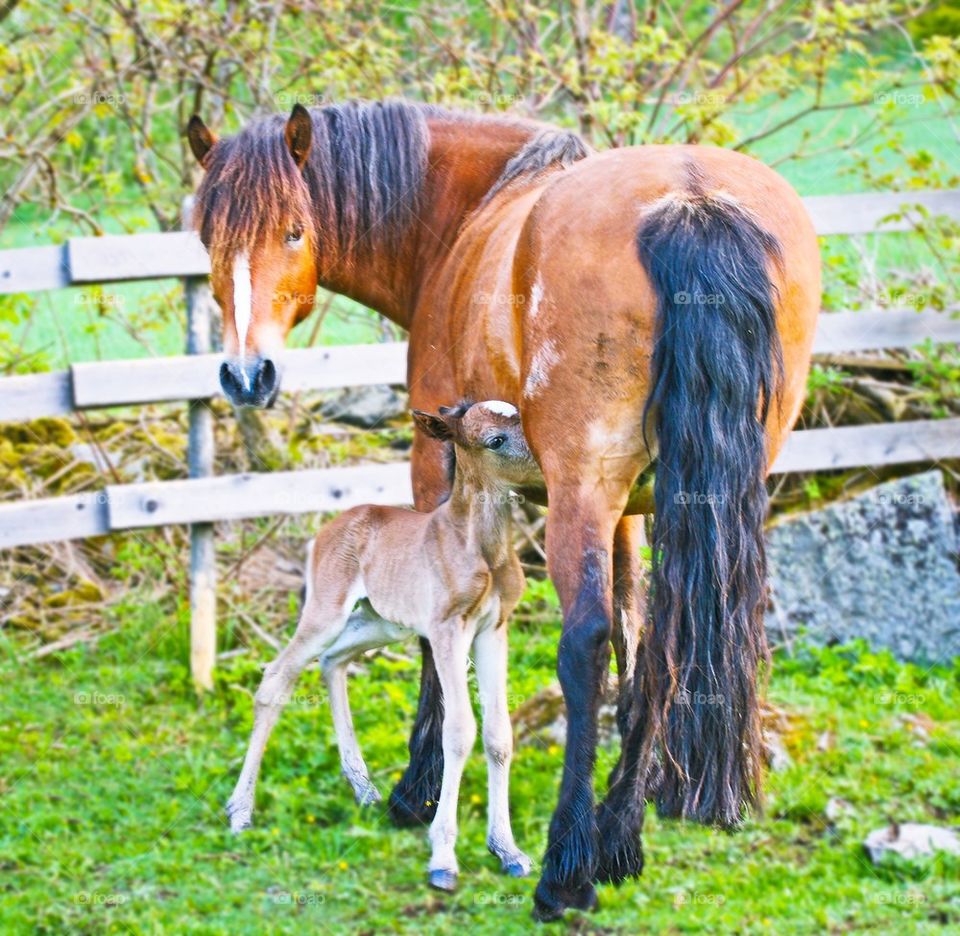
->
[219, 361, 243, 400]
[257, 358, 278, 394]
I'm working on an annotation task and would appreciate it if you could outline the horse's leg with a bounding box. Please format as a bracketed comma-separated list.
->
[596, 514, 649, 884]
[473, 623, 531, 878]
[388, 429, 449, 827]
[533, 480, 629, 921]
[320, 607, 410, 805]
[226, 591, 350, 832]
[425, 621, 476, 891]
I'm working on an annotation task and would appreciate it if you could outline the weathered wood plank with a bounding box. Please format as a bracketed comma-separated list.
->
[66, 231, 209, 283]
[106, 462, 414, 529]
[804, 190, 960, 236]
[0, 492, 109, 549]
[0, 371, 73, 421]
[0, 191, 957, 298]
[772, 418, 960, 474]
[0, 244, 69, 294]
[69, 343, 409, 409]
[814, 307, 960, 354]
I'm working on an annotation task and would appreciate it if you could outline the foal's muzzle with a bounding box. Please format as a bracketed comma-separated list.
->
[219, 356, 280, 408]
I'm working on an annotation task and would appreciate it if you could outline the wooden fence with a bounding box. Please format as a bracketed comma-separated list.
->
[2, 190, 959, 688]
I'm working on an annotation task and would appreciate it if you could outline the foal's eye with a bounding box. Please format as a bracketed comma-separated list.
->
[285, 226, 304, 244]
[486, 435, 506, 451]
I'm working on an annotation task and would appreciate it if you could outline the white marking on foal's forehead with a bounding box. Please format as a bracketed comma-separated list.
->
[232, 252, 252, 368]
[479, 400, 518, 418]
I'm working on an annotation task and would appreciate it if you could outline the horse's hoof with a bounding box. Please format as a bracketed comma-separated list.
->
[533, 880, 598, 921]
[505, 860, 530, 878]
[428, 869, 458, 892]
[225, 801, 252, 834]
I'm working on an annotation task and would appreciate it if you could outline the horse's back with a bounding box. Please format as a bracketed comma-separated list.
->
[513, 143, 820, 479]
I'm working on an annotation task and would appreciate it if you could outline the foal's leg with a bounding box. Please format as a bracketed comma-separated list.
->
[320, 607, 409, 805]
[596, 514, 648, 884]
[225, 592, 350, 832]
[473, 623, 530, 878]
[425, 621, 476, 891]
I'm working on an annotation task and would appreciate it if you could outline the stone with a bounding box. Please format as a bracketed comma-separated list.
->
[864, 822, 960, 864]
[766, 471, 960, 663]
[320, 385, 407, 429]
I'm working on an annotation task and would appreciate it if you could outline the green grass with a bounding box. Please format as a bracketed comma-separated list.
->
[1, 574, 958, 935]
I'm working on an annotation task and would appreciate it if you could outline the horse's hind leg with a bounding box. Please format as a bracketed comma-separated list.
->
[473, 623, 530, 878]
[226, 588, 353, 832]
[320, 606, 408, 805]
[596, 514, 648, 884]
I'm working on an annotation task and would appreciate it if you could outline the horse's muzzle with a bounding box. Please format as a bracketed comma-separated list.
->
[219, 356, 280, 408]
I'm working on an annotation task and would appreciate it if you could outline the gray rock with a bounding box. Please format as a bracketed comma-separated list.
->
[864, 822, 960, 864]
[766, 471, 960, 663]
[320, 384, 407, 429]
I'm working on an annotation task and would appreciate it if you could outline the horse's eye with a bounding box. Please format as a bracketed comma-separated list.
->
[486, 435, 506, 451]
[285, 227, 303, 244]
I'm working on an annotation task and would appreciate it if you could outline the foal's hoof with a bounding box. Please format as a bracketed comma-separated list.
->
[505, 859, 530, 878]
[225, 800, 252, 834]
[428, 869, 458, 892]
[352, 780, 382, 807]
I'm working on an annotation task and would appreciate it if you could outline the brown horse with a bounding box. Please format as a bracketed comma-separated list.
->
[187, 101, 820, 920]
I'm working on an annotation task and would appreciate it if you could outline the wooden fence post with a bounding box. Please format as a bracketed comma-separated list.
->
[182, 198, 217, 692]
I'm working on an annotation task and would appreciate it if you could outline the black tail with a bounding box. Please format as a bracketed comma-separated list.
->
[636, 193, 783, 827]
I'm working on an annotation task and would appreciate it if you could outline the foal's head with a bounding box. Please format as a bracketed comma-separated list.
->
[187, 106, 318, 407]
[412, 401, 537, 493]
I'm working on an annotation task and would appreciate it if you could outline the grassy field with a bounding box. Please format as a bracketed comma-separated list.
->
[1, 566, 958, 935]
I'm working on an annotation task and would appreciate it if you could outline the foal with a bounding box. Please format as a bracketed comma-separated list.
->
[226, 401, 537, 890]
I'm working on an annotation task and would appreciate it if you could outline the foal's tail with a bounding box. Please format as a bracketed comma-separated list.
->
[635, 192, 783, 827]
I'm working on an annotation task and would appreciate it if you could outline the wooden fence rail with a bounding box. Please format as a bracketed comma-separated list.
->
[2, 188, 959, 688]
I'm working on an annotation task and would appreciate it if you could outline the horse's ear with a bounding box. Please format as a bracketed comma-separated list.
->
[285, 104, 312, 169]
[187, 115, 216, 167]
[412, 410, 453, 442]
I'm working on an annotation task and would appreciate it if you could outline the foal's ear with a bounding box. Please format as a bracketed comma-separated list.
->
[285, 104, 313, 169]
[186, 115, 217, 167]
[412, 409, 453, 442]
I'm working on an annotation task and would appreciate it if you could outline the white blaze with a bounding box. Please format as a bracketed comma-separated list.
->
[232, 252, 253, 384]
[480, 400, 518, 417]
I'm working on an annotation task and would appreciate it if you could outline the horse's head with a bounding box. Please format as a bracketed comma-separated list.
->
[187, 106, 318, 407]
